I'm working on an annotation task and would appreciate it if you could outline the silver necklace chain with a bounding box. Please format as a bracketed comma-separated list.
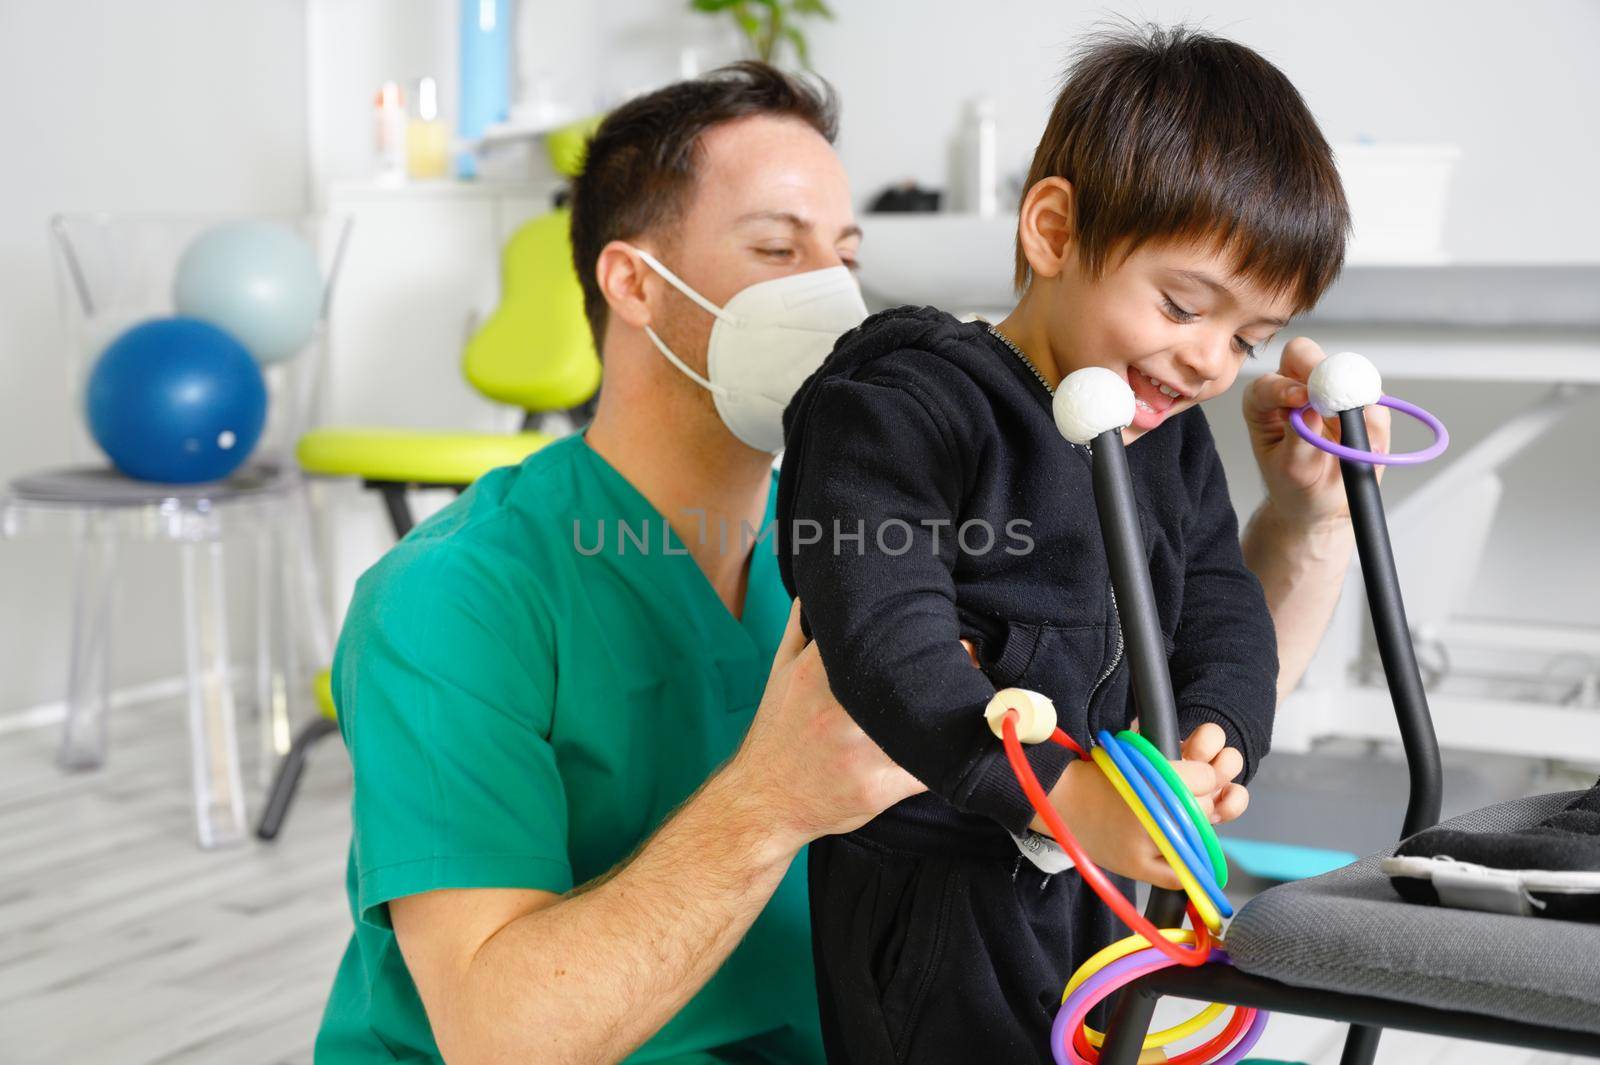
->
[985, 323, 1097, 458]
[986, 324, 1054, 396]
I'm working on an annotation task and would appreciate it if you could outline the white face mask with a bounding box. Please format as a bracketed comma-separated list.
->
[631, 246, 868, 453]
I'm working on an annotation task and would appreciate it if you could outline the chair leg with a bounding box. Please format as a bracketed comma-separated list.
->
[256, 715, 340, 841]
[180, 536, 247, 849]
[289, 477, 334, 666]
[253, 519, 294, 787]
[59, 511, 116, 771]
[1340, 1023, 1384, 1064]
[369, 482, 415, 538]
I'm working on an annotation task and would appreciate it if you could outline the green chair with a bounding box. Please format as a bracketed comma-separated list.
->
[257, 138, 602, 839]
[296, 204, 601, 537]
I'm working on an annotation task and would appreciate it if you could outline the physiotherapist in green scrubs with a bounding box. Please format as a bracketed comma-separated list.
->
[316, 63, 1387, 1065]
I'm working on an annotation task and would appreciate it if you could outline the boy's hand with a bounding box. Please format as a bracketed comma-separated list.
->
[1179, 722, 1250, 825]
[1028, 722, 1249, 889]
[1243, 336, 1392, 530]
[1032, 754, 1218, 890]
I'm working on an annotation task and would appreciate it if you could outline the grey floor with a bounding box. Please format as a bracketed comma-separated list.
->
[0, 697, 1593, 1065]
[1, 698, 351, 1065]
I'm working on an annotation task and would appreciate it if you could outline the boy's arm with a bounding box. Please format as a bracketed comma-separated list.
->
[783, 371, 1070, 834]
[1166, 415, 1279, 784]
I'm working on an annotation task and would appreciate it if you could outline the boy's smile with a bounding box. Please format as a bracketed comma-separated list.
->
[1013, 237, 1303, 440]
[1127, 364, 1191, 431]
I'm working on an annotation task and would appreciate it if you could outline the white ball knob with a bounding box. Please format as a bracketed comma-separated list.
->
[1053, 367, 1136, 445]
[1308, 351, 1383, 416]
[984, 687, 1058, 745]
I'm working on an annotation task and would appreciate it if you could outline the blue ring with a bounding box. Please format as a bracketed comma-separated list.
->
[1119, 737, 1212, 876]
[1097, 730, 1233, 918]
[1098, 731, 1231, 916]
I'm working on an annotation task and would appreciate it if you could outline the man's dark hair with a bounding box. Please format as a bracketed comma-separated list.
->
[569, 61, 839, 352]
[1015, 24, 1349, 313]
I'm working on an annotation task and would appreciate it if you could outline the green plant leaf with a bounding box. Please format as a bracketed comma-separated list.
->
[689, 0, 742, 11]
[782, 24, 812, 69]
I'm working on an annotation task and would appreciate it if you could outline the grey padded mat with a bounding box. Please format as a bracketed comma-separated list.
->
[9, 463, 292, 506]
[1227, 790, 1600, 1035]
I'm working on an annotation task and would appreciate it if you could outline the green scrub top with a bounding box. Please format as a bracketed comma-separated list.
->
[315, 433, 819, 1064]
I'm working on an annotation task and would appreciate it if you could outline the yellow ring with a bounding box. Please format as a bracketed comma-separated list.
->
[1062, 929, 1226, 1049]
[1090, 747, 1224, 933]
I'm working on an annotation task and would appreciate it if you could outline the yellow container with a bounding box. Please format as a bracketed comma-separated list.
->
[406, 119, 450, 180]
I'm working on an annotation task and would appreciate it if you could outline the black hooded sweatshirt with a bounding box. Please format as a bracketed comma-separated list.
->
[776, 306, 1277, 848]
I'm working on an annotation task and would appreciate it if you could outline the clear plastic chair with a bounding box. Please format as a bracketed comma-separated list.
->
[0, 213, 350, 849]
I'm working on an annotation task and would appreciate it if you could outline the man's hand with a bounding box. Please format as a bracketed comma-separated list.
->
[1243, 337, 1392, 530]
[727, 599, 925, 848]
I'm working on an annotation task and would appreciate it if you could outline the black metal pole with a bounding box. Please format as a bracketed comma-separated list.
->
[1087, 428, 1189, 1065]
[1337, 408, 1443, 839]
[1334, 407, 1444, 1065]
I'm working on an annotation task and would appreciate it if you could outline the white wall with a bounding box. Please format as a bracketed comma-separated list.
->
[305, 0, 741, 192]
[798, 1, 1600, 629]
[306, 0, 457, 194]
[807, 0, 1600, 263]
[5, 0, 1596, 718]
[0, 1, 309, 715]
[300, 0, 1600, 639]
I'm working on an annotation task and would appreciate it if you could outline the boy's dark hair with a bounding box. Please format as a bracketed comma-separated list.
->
[1015, 24, 1349, 313]
[569, 61, 839, 352]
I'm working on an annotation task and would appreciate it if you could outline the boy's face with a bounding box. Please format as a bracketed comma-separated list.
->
[1048, 239, 1298, 440]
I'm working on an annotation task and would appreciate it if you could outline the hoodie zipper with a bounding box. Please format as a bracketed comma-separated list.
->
[987, 323, 1126, 723]
[1085, 585, 1125, 723]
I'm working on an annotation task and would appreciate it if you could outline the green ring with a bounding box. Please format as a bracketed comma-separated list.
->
[1116, 729, 1228, 887]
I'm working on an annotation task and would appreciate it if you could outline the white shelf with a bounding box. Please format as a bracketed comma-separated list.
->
[324, 177, 564, 203]
[855, 214, 1600, 328]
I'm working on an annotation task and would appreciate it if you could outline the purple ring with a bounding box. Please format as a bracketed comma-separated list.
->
[1052, 948, 1268, 1065]
[1290, 395, 1449, 466]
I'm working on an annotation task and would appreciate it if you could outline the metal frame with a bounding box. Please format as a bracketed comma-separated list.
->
[1133, 965, 1600, 1059]
[1094, 411, 1598, 1063]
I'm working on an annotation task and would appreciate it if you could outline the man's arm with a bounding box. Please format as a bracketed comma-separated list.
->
[391, 601, 922, 1065]
[1241, 502, 1356, 703]
[1241, 337, 1392, 701]
[392, 765, 794, 1065]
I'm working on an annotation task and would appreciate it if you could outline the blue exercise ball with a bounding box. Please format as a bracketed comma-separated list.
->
[85, 317, 268, 484]
[172, 220, 322, 365]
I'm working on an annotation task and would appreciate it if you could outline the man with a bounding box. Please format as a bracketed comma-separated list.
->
[314, 62, 1387, 1065]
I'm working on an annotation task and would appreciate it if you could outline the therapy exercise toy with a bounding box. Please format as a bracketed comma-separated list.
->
[1288, 351, 1449, 466]
[988, 354, 1448, 1064]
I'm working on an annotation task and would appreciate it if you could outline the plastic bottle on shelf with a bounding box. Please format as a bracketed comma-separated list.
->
[374, 81, 406, 184]
[406, 77, 450, 181]
[949, 97, 999, 217]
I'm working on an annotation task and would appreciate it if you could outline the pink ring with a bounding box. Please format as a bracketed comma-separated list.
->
[1290, 395, 1448, 466]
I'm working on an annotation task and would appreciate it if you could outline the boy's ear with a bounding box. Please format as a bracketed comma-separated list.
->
[1017, 177, 1077, 281]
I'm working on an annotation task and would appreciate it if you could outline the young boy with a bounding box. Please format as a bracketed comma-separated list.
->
[776, 26, 1350, 1063]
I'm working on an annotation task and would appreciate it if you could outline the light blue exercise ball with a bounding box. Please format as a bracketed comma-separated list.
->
[85, 317, 268, 484]
[173, 220, 322, 365]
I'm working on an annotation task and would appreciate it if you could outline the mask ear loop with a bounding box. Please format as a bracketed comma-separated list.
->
[631, 246, 738, 398]
[632, 247, 742, 326]
[642, 326, 728, 397]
